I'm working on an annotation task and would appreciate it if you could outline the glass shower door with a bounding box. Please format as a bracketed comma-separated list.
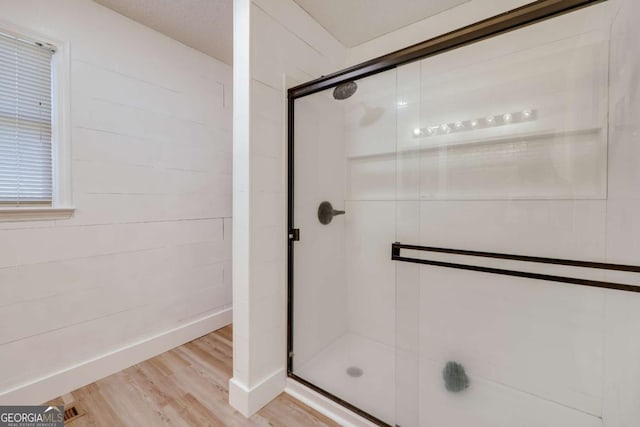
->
[394, 0, 640, 425]
[290, 70, 399, 425]
[290, 1, 640, 425]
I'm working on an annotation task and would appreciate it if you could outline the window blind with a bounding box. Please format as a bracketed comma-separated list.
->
[0, 31, 53, 205]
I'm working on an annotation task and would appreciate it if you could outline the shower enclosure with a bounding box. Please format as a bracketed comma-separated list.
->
[287, 0, 640, 425]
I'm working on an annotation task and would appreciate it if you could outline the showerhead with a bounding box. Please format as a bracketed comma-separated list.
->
[333, 81, 358, 100]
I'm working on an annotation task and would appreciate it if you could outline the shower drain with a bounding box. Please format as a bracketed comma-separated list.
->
[346, 366, 364, 378]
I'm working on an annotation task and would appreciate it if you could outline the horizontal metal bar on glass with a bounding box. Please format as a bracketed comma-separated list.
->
[391, 243, 640, 293]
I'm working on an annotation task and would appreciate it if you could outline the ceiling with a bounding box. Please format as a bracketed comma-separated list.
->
[93, 0, 470, 65]
[93, 0, 233, 64]
[293, 0, 470, 47]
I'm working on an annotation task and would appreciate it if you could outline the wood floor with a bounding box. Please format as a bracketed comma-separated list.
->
[46, 325, 338, 426]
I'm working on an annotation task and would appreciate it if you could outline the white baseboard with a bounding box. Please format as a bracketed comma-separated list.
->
[0, 307, 232, 405]
[284, 377, 378, 427]
[229, 367, 286, 417]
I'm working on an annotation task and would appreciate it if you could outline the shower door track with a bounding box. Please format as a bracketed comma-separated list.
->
[287, 0, 609, 425]
[392, 243, 640, 293]
[287, 0, 606, 99]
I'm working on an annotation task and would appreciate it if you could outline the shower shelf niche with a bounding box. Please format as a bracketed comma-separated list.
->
[346, 126, 604, 160]
[346, 126, 607, 202]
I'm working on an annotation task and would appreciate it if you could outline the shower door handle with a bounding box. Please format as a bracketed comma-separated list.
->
[318, 201, 345, 225]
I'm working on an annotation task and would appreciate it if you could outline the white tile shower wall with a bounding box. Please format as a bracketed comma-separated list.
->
[418, 266, 604, 417]
[415, 18, 609, 201]
[292, 92, 348, 369]
[341, 1, 640, 426]
[0, 0, 232, 401]
[395, 4, 613, 425]
[344, 202, 396, 348]
[603, 1, 640, 426]
[343, 70, 399, 351]
[231, 0, 346, 413]
[344, 0, 608, 348]
[345, 7, 610, 391]
[417, 355, 602, 427]
[344, 71, 400, 203]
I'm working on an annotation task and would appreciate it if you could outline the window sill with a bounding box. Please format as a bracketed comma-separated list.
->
[0, 207, 75, 222]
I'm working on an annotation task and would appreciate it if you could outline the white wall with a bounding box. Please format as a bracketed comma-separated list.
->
[0, 0, 232, 404]
[230, 0, 346, 416]
[603, 1, 640, 425]
[292, 92, 348, 369]
[343, 70, 400, 354]
[347, 0, 530, 66]
[340, 1, 640, 426]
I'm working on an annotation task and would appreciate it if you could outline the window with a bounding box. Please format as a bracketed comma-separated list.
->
[0, 25, 72, 221]
[0, 31, 54, 205]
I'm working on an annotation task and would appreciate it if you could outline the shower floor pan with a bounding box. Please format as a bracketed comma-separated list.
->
[295, 333, 396, 425]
